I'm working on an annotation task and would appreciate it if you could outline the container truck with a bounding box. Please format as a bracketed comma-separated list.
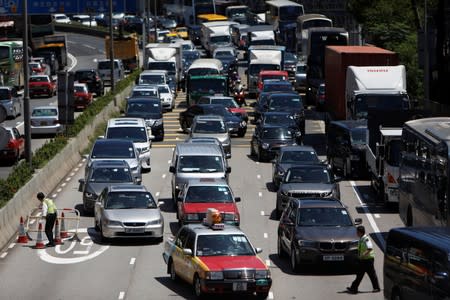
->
[324, 46, 403, 122]
[105, 33, 139, 72]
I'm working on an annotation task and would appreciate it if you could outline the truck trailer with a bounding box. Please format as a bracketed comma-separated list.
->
[105, 33, 139, 72]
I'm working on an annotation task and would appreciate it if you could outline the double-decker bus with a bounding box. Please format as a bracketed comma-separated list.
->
[295, 14, 333, 56]
[0, 41, 24, 88]
[165, 0, 217, 26]
[399, 117, 450, 227]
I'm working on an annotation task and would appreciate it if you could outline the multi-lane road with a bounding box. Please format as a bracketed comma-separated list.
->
[0, 33, 405, 299]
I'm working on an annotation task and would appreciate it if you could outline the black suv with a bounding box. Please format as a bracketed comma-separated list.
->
[74, 69, 104, 96]
[326, 120, 367, 178]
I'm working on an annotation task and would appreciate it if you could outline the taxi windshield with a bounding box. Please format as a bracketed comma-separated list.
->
[196, 234, 255, 256]
[185, 186, 233, 203]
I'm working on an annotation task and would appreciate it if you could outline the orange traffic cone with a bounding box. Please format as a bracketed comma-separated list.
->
[17, 216, 29, 243]
[54, 218, 62, 245]
[35, 223, 45, 249]
[60, 212, 69, 238]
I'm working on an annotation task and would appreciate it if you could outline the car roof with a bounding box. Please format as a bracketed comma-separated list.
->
[290, 197, 344, 208]
[75, 68, 97, 73]
[184, 223, 245, 235]
[200, 96, 234, 100]
[133, 85, 158, 90]
[388, 227, 450, 252]
[268, 92, 299, 97]
[32, 105, 58, 110]
[107, 118, 146, 127]
[176, 143, 223, 156]
[90, 160, 130, 168]
[74, 82, 87, 87]
[279, 145, 317, 153]
[108, 184, 148, 193]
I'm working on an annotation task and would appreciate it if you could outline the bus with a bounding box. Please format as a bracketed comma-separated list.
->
[0, 41, 24, 88]
[265, 0, 304, 52]
[398, 117, 450, 227]
[165, 0, 217, 26]
[295, 14, 333, 56]
[187, 75, 228, 105]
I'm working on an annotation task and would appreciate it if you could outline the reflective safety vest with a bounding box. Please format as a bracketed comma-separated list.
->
[44, 198, 57, 214]
[358, 235, 375, 260]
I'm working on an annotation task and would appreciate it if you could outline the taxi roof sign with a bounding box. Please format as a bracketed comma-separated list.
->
[203, 208, 224, 230]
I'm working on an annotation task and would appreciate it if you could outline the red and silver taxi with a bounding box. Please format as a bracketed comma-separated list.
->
[177, 178, 241, 226]
[163, 210, 272, 299]
[0, 126, 24, 163]
[29, 75, 56, 98]
[73, 82, 93, 110]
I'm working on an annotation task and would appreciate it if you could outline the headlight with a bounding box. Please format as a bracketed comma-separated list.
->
[280, 190, 288, 196]
[298, 240, 316, 248]
[145, 120, 154, 127]
[222, 213, 235, 221]
[240, 121, 246, 127]
[186, 213, 199, 221]
[148, 218, 162, 225]
[262, 143, 269, 150]
[205, 271, 223, 280]
[321, 191, 333, 197]
[84, 192, 97, 199]
[153, 119, 163, 126]
[106, 219, 122, 226]
[130, 166, 139, 174]
[140, 147, 150, 154]
[255, 269, 271, 279]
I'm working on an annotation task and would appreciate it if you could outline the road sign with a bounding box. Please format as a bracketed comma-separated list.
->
[0, 0, 139, 15]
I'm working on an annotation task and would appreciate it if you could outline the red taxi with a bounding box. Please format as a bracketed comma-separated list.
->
[198, 96, 248, 123]
[73, 82, 93, 110]
[256, 70, 289, 95]
[29, 75, 56, 98]
[29, 61, 46, 75]
[0, 126, 24, 163]
[163, 209, 272, 299]
[177, 178, 241, 226]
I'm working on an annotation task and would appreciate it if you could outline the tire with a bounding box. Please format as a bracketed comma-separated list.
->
[257, 148, 263, 162]
[94, 219, 100, 232]
[194, 275, 205, 299]
[238, 128, 246, 137]
[277, 236, 286, 258]
[250, 143, 256, 156]
[290, 246, 299, 273]
[169, 260, 178, 282]
[391, 290, 402, 300]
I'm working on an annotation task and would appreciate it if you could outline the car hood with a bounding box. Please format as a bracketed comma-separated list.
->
[261, 138, 296, 145]
[183, 202, 237, 214]
[104, 208, 161, 221]
[85, 182, 130, 195]
[191, 133, 229, 144]
[296, 226, 358, 242]
[280, 183, 335, 193]
[126, 112, 162, 120]
[278, 162, 317, 171]
[199, 256, 266, 271]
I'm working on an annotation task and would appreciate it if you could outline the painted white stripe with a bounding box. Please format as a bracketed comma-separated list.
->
[374, 214, 380, 218]
[30, 219, 36, 225]
[260, 211, 264, 216]
[57, 188, 62, 193]
[52, 193, 58, 198]
[74, 167, 79, 172]
[78, 163, 83, 167]
[130, 257, 136, 265]
[258, 192, 262, 197]
[8, 243, 15, 249]
[268, 291, 274, 299]
[162, 174, 166, 179]
[65, 177, 71, 182]
[61, 183, 66, 187]
[257, 174, 261, 179]
[82, 158, 86, 162]
[118, 291, 125, 299]
[0, 252, 7, 259]
[256, 162, 260, 165]
[350, 181, 384, 249]
[83, 44, 95, 50]
[265, 259, 271, 267]
[263, 233, 268, 238]
[155, 192, 160, 197]
[73, 250, 89, 255]
[168, 160, 171, 164]
[70, 172, 75, 176]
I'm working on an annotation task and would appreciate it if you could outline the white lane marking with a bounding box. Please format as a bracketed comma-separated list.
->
[263, 233, 268, 239]
[257, 174, 261, 179]
[350, 181, 384, 249]
[57, 188, 62, 193]
[256, 162, 260, 165]
[8, 243, 15, 249]
[168, 160, 171, 164]
[52, 193, 58, 198]
[0, 252, 7, 259]
[73, 250, 89, 255]
[61, 182, 66, 187]
[82, 158, 86, 162]
[78, 163, 83, 167]
[65, 177, 71, 182]
[374, 214, 380, 218]
[162, 174, 166, 179]
[70, 172, 75, 177]
[16, 121, 24, 129]
[83, 44, 95, 50]
[67, 53, 77, 71]
[30, 219, 36, 225]
[260, 211, 264, 216]
[265, 259, 271, 267]
[155, 192, 160, 197]
[118, 291, 125, 299]
[268, 291, 274, 299]
[258, 192, 262, 197]
[130, 257, 136, 265]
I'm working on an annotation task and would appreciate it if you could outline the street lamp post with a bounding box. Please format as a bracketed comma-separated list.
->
[109, 0, 115, 92]
[22, 0, 31, 166]
[424, 0, 430, 101]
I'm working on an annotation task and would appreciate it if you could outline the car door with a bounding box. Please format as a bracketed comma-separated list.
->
[183, 231, 197, 284]
[279, 203, 294, 253]
[173, 228, 190, 282]
[12, 88, 21, 116]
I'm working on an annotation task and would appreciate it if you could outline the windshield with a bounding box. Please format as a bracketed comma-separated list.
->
[105, 191, 157, 209]
[210, 36, 231, 44]
[354, 95, 410, 119]
[250, 39, 276, 46]
[351, 128, 366, 145]
[189, 79, 227, 94]
[284, 167, 331, 183]
[269, 95, 303, 110]
[262, 127, 293, 139]
[74, 85, 87, 93]
[193, 120, 227, 133]
[297, 65, 306, 73]
[30, 76, 49, 82]
[188, 68, 219, 76]
[106, 127, 148, 143]
[263, 83, 291, 92]
[185, 185, 233, 203]
[90, 167, 133, 183]
[214, 52, 234, 59]
[131, 90, 158, 97]
[211, 98, 238, 108]
[178, 155, 224, 172]
[0, 46, 9, 60]
[262, 75, 286, 82]
[139, 74, 165, 85]
[196, 234, 255, 256]
[0, 89, 10, 100]
[264, 114, 295, 126]
[280, 150, 319, 163]
[228, 8, 248, 17]
[157, 86, 170, 94]
[127, 101, 161, 115]
[183, 52, 200, 60]
[249, 64, 280, 76]
[91, 143, 136, 158]
[298, 207, 353, 226]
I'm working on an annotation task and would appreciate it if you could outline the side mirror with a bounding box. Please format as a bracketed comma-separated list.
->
[354, 218, 362, 225]
[149, 135, 155, 141]
[135, 177, 142, 185]
[226, 166, 231, 173]
[78, 178, 85, 192]
[183, 248, 193, 256]
[169, 166, 175, 173]
[255, 247, 263, 254]
[98, 135, 105, 139]
[234, 197, 241, 202]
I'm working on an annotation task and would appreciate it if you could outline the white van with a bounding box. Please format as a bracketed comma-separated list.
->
[136, 70, 168, 86]
[105, 118, 153, 171]
[97, 59, 125, 86]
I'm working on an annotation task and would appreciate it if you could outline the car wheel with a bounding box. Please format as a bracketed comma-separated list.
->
[277, 236, 286, 258]
[238, 128, 246, 137]
[169, 259, 178, 281]
[194, 275, 205, 298]
[391, 290, 402, 300]
[257, 148, 263, 162]
[290, 246, 299, 273]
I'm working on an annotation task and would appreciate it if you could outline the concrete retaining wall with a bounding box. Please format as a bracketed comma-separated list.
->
[0, 85, 133, 250]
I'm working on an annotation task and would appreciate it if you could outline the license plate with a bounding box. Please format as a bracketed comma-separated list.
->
[125, 227, 145, 233]
[232, 282, 247, 291]
[323, 255, 344, 261]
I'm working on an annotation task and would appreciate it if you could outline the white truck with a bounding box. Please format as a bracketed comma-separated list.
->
[345, 65, 411, 120]
[246, 45, 285, 95]
[200, 21, 237, 55]
[145, 43, 182, 95]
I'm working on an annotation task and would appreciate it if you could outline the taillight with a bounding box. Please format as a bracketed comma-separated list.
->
[6, 139, 14, 149]
[387, 173, 397, 184]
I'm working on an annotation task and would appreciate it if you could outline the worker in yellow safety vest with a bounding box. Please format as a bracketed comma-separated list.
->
[37, 192, 57, 247]
[347, 225, 380, 294]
